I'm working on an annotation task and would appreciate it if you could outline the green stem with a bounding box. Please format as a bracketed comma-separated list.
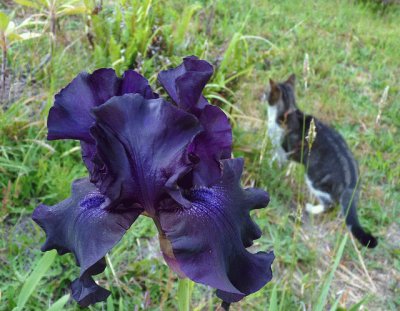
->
[177, 278, 194, 311]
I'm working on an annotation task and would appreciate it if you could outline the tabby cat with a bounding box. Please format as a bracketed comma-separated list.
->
[266, 74, 377, 248]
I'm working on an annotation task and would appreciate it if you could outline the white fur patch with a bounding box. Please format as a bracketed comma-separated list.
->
[305, 203, 325, 214]
[305, 175, 332, 204]
[267, 105, 287, 165]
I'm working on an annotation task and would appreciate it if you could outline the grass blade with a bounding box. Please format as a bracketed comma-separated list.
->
[348, 296, 370, 311]
[315, 234, 348, 311]
[14, 250, 57, 311]
[46, 294, 70, 311]
[268, 283, 278, 311]
[107, 295, 115, 311]
[328, 292, 343, 311]
[0, 11, 10, 31]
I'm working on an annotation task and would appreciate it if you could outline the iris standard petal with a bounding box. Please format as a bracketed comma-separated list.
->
[158, 57, 233, 186]
[47, 68, 158, 178]
[47, 68, 157, 143]
[32, 178, 142, 307]
[90, 94, 202, 211]
[159, 158, 274, 302]
[188, 105, 232, 186]
[157, 55, 213, 111]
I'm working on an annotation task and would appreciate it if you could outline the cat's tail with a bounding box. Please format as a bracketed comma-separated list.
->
[340, 189, 378, 248]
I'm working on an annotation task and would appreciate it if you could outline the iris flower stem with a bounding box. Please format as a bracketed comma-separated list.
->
[177, 278, 194, 311]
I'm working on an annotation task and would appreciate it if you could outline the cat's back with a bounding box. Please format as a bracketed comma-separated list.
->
[304, 115, 359, 197]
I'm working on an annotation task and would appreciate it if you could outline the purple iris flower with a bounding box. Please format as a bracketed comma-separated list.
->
[32, 56, 274, 307]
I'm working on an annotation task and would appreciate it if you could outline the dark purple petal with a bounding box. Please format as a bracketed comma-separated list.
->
[159, 56, 233, 186]
[188, 105, 232, 186]
[70, 258, 110, 307]
[81, 141, 96, 175]
[47, 68, 158, 179]
[157, 56, 213, 111]
[90, 94, 202, 211]
[32, 178, 141, 307]
[159, 158, 274, 302]
[47, 68, 157, 143]
[120, 70, 157, 97]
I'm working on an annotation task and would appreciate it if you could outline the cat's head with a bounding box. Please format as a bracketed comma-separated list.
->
[266, 74, 297, 120]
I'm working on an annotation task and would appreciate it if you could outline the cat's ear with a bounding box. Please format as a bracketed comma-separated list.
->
[269, 78, 279, 92]
[268, 79, 281, 104]
[286, 74, 296, 87]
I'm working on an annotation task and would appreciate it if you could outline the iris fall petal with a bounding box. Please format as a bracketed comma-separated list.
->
[32, 178, 141, 307]
[159, 158, 274, 302]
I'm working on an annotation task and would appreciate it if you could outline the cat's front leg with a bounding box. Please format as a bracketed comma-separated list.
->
[272, 145, 288, 166]
[304, 175, 334, 214]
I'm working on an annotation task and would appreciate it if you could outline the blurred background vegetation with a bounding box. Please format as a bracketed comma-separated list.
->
[0, 0, 399, 310]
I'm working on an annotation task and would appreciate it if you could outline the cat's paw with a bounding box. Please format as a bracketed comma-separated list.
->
[305, 203, 325, 214]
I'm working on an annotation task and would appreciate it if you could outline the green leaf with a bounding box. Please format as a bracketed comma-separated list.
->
[7, 32, 22, 42]
[8, 32, 42, 44]
[13, 0, 40, 9]
[107, 296, 115, 311]
[328, 293, 343, 311]
[315, 235, 348, 311]
[16, 32, 42, 40]
[216, 32, 242, 83]
[46, 294, 70, 311]
[118, 297, 124, 311]
[0, 11, 10, 31]
[13, 250, 57, 311]
[268, 283, 279, 311]
[348, 296, 370, 311]
[57, 6, 89, 17]
[173, 3, 202, 47]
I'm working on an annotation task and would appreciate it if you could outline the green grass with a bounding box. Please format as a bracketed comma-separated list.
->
[1, 0, 399, 310]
